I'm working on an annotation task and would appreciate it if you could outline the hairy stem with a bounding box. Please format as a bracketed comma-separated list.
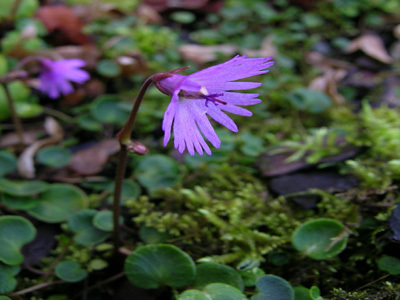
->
[112, 75, 154, 250]
[2, 83, 24, 145]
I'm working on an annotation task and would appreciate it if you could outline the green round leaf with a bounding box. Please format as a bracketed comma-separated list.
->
[88, 258, 108, 271]
[93, 210, 122, 232]
[0, 178, 49, 196]
[170, 11, 196, 24]
[15, 102, 43, 118]
[96, 59, 121, 77]
[124, 244, 196, 289]
[0, 272, 17, 294]
[194, 262, 244, 291]
[293, 286, 312, 300]
[203, 283, 246, 300]
[0, 296, 12, 300]
[134, 155, 181, 194]
[179, 283, 246, 300]
[90, 95, 129, 126]
[68, 209, 110, 246]
[252, 275, 294, 300]
[1, 194, 38, 210]
[0, 263, 20, 294]
[288, 88, 332, 114]
[0, 81, 31, 120]
[0, 151, 17, 177]
[28, 184, 87, 223]
[36, 146, 73, 168]
[0, 216, 36, 265]
[55, 260, 88, 282]
[105, 179, 141, 202]
[76, 114, 103, 132]
[179, 289, 209, 300]
[377, 255, 400, 275]
[292, 218, 348, 260]
[309, 286, 322, 299]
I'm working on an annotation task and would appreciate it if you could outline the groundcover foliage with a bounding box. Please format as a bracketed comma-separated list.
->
[1, 0, 400, 299]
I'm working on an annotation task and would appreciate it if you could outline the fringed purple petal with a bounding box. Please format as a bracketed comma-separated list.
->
[219, 92, 262, 106]
[220, 105, 253, 116]
[189, 55, 273, 85]
[206, 104, 238, 132]
[162, 92, 178, 146]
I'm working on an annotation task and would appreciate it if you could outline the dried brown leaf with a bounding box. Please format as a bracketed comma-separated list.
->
[346, 33, 392, 64]
[309, 69, 347, 104]
[136, 4, 162, 24]
[68, 139, 120, 175]
[35, 5, 92, 45]
[0, 130, 42, 148]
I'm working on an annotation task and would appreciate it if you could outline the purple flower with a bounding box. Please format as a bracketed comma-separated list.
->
[39, 58, 90, 99]
[155, 55, 274, 155]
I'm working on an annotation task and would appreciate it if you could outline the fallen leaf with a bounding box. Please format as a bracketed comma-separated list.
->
[346, 32, 392, 64]
[69, 139, 120, 175]
[35, 5, 92, 45]
[17, 117, 64, 178]
[306, 51, 352, 70]
[309, 68, 347, 104]
[179, 44, 237, 64]
[0, 130, 42, 148]
[257, 140, 362, 177]
[136, 4, 163, 24]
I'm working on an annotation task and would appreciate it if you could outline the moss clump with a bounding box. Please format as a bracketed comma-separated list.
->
[346, 103, 400, 187]
[127, 164, 299, 264]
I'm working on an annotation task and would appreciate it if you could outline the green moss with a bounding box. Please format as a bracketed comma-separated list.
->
[127, 164, 299, 264]
[331, 282, 400, 300]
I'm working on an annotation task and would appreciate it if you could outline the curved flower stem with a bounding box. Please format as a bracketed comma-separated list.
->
[1, 82, 24, 145]
[112, 75, 155, 250]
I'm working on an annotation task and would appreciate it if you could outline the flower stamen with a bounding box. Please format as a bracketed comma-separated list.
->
[203, 93, 226, 107]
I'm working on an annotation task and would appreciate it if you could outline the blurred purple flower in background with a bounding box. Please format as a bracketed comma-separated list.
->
[155, 55, 274, 155]
[39, 58, 90, 99]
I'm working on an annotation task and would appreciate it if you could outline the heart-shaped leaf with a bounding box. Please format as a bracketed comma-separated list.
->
[28, 184, 87, 223]
[125, 244, 196, 289]
[68, 209, 110, 246]
[0, 216, 36, 265]
[55, 260, 88, 282]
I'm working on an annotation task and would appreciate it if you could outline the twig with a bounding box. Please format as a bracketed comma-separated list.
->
[10, 280, 66, 296]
